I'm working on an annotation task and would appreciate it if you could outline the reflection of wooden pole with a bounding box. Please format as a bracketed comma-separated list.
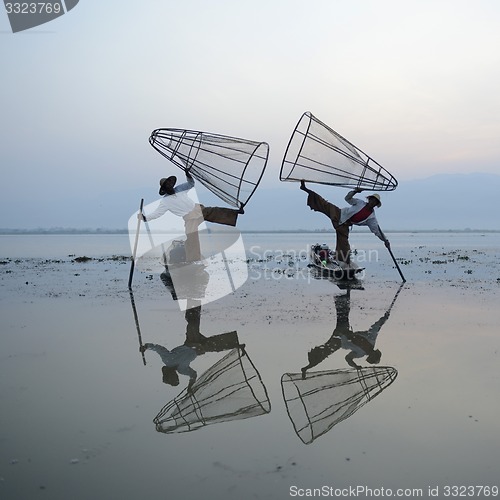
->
[389, 281, 405, 310]
[129, 289, 146, 365]
[128, 198, 144, 289]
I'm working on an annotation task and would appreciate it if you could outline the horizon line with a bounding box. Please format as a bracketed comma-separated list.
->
[1, 228, 499, 235]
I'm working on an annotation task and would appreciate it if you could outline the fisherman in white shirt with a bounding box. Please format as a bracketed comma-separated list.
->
[144, 172, 197, 220]
[142, 170, 243, 262]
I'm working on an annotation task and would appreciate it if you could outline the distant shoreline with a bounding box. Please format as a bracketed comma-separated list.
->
[1, 228, 499, 235]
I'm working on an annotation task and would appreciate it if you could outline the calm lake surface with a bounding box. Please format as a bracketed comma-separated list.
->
[1, 232, 499, 499]
[1, 230, 499, 257]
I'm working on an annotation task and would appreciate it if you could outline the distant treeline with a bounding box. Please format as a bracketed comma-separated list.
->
[1, 228, 499, 235]
[0, 228, 129, 235]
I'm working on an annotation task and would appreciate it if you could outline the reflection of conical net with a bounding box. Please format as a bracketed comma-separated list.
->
[281, 367, 397, 444]
[280, 112, 398, 191]
[149, 129, 269, 208]
[154, 347, 271, 433]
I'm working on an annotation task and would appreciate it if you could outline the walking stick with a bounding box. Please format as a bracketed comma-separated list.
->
[378, 225, 406, 282]
[128, 198, 144, 289]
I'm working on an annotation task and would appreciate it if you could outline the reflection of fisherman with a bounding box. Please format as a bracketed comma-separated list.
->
[301, 290, 391, 376]
[340, 317, 386, 369]
[300, 180, 390, 265]
[141, 170, 244, 262]
[141, 342, 201, 391]
[141, 300, 239, 390]
[160, 263, 210, 303]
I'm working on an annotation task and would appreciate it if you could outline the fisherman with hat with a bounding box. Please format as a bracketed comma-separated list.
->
[141, 170, 244, 262]
[140, 341, 202, 392]
[300, 180, 390, 266]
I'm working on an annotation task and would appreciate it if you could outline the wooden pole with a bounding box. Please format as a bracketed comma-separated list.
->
[128, 198, 144, 289]
[387, 245, 406, 282]
[378, 224, 406, 282]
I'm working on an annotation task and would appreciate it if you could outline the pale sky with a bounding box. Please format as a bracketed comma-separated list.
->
[1, 0, 500, 228]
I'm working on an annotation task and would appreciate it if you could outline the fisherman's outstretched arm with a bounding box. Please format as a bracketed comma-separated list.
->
[366, 220, 390, 247]
[140, 343, 170, 356]
[367, 311, 391, 335]
[142, 200, 169, 222]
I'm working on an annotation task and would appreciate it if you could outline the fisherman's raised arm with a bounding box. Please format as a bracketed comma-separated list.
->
[300, 179, 313, 194]
[175, 170, 195, 193]
[345, 187, 363, 205]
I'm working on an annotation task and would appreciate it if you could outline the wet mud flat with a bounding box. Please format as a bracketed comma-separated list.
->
[2, 236, 499, 302]
[1, 242, 500, 500]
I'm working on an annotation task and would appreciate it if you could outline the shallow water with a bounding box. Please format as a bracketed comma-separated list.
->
[1, 233, 499, 499]
[0, 234, 131, 259]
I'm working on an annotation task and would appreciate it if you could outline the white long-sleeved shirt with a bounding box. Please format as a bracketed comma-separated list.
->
[340, 191, 386, 241]
[144, 177, 196, 220]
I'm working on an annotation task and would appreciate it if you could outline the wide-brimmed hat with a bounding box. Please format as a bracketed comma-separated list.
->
[161, 366, 180, 386]
[366, 349, 382, 364]
[367, 194, 381, 207]
[159, 176, 177, 195]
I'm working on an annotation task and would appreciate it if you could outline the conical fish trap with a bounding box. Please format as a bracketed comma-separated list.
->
[281, 366, 397, 444]
[150, 129, 269, 208]
[154, 347, 271, 433]
[280, 112, 397, 191]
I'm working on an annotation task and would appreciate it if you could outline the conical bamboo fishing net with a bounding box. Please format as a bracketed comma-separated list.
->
[154, 347, 271, 433]
[281, 366, 397, 444]
[150, 128, 269, 208]
[280, 112, 398, 191]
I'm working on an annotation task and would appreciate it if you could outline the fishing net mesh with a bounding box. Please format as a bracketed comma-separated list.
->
[150, 129, 269, 208]
[281, 366, 397, 444]
[280, 112, 398, 191]
[154, 347, 271, 433]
